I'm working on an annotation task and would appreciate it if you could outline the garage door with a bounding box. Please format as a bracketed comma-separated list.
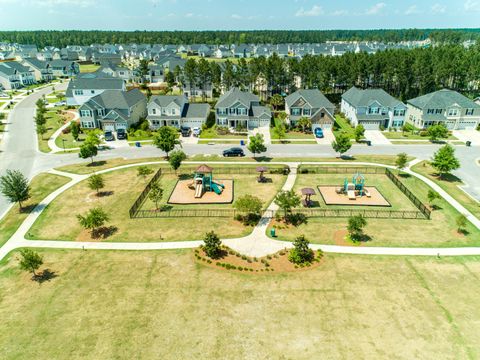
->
[103, 123, 115, 131]
[259, 119, 270, 128]
[456, 121, 477, 130]
[116, 123, 127, 130]
[361, 121, 381, 130]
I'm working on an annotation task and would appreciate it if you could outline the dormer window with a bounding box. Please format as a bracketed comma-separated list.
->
[291, 108, 301, 116]
[447, 109, 458, 116]
[303, 108, 311, 116]
[466, 108, 474, 116]
[152, 108, 156, 115]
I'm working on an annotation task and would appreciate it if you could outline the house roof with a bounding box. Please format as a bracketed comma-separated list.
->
[196, 164, 212, 173]
[184, 103, 210, 119]
[407, 89, 480, 110]
[0, 61, 32, 75]
[252, 105, 271, 118]
[66, 75, 124, 96]
[150, 95, 186, 108]
[216, 87, 259, 109]
[342, 86, 403, 108]
[285, 89, 334, 110]
[86, 89, 145, 110]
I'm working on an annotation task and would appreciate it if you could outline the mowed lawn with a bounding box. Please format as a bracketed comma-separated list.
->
[1, 250, 480, 359]
[275, 171, 480, 247]
[28, 166, 286, 242]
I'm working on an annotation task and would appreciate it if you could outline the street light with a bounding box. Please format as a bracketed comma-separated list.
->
[62, 138, 66, 153]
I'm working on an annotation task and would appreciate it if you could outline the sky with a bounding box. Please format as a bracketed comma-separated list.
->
[0, 0, 479, 31]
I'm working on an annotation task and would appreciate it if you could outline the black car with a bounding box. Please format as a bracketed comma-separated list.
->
[116, 128, 126, 140]
[180, 126, 191, 137]
[104, 131, 115, 141]
[223, 147, 245, 157]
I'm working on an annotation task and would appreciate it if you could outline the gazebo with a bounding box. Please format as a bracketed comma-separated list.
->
[256, 166, 268, 183]
[301, 188, 316, 207]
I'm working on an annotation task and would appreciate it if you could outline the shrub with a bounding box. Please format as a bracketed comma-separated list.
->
[288, 235, 314, 265]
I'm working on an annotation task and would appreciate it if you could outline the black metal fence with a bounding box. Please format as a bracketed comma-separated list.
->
[132, 208, 240, 219]
[264, 208, 426, 220]
[298, 166, 385, 174]
[129, 168, 162, 218]
[158, 165, 290, 175]
[385, 168, 431, 219]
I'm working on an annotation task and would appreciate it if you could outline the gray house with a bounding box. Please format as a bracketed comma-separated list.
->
[96, 62, 133, 82]
[146, 95, 210, 129]
[285, 89, 335, 129]
[341, 86, 406, 129]
[66, 73, 126, 106]
[406, 89, 480, 130]
[0, 61, 36, 90]
[78, 89, 147, 131]
[215, 87, 271, 129]
[22, 58, 54, 82]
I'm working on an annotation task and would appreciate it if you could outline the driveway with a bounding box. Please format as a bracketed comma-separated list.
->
[315, 128, 335, 145]
[364, 130, 392, 145]
[249, 126, 271, 144]
[453, 130, 480, 146]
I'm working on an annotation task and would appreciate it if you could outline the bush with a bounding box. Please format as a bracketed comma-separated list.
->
[419, 130, 428, 137]
[285, 213, 307, 226]
[288, 235, 314, 265]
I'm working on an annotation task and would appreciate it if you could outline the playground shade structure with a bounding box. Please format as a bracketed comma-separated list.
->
[318, 186, 391, 207]
[168, 179, 234, 204]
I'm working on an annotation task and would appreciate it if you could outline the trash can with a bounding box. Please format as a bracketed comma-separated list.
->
[240, 140, 245, 146]
[135, 141, 141, 148]
[466, 141, 471, 147]
[270, 228, 276, 237]
[366, 140, 372, 146]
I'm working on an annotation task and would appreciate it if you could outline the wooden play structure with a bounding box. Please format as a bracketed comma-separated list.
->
[336, 172, 371, 200]
[192, 164, 225, 198]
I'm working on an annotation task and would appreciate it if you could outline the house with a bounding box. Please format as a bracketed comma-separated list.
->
[285, 89, 335, 129]
[78, 89, 147, 131]
[146, 95, 210, 129]
[22, 58, 55, 82]
[182, 80, 213, 99]
[341, 86, 407, 129]
[96, 62, 133, 81]
[49, 60, 80, 77]
[233, 44, 252, 58]
[406, 89, 480, 130]
[66, 73, 126, 106]
[145, 63, 164, 84]
[0, 61, 36, 90]
[92, 53, 122, 65]
[215, 87, 271, 130]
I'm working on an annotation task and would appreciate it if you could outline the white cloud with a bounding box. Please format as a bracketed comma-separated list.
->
[464, 0, 480, 11]
[231, 14, 242, 19]
[405, 5, 421, 15]
[331, 9, 348, 16]
[31, 0, 94, 7]
[431, 3, 446, 13]
[366, 2, 386, 15]
[295, 5, 324, 17]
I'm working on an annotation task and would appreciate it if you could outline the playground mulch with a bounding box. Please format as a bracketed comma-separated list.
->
[318, 186, 391, 207]
[168, 179, 234, 204]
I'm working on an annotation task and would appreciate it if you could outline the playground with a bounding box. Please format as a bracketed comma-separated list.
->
[168, 165, 234, 204]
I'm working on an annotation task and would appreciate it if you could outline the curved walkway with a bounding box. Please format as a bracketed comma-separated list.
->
[0, 160, 479, 261]
[48, 110, 79, 153]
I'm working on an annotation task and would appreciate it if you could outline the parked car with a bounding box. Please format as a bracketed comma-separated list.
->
[223, 147, 245, 157]
[54, 100, 66, 107]
[104, 131, 115, 141]
[314, 127, 324, 138]
[180, 126, 191, 137]
[192, 127, 201, 137]
[116, 128, 126, 140]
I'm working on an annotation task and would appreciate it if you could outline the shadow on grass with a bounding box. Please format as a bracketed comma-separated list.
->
[87, 160, 107, 168]
[458, 229, 470, 236]
[431, 172, 462, 183]
[253, 156, 273, 162]
[398, 173, 411, 179]
[92, 226, 118, 239]
[340, 155, 356, 160]
[20, 203, 39, 214]
[32, 269, 58, 284]
[97, 191, 114, 197]
[431, 204, 443, 211]
[350, 234, 372, 243]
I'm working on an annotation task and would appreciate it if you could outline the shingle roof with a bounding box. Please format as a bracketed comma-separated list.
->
[216, 87, 259, 108]
[0, 61, 32, 75]
[87, 89, 145, 110]
[184, 103, 210, 119]
[150, 95, 186, 108]
[407, 89, 480, 110]
[252, 105, 271, 118]
[342, 86, 403, 108]
[285, 89, 334, 110]
[66, 75, 124, 96]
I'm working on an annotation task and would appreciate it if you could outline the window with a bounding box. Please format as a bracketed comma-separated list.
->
[90, 90, 95, 94]
[151, 108, 156, 115]
[82, 121, 94, 128]
[291, 108, 301, 116]
[218, 118, 227, 126]
[447, 109, 458, 116]
[303, 108, 311, 116]
[229, 108, 236, 115]
[74, 89, 83, 95]
[368, 107, 380, 114]
[435, 109, 443, 114]
[97, 109, 104, 116]
[80, 109, 91, 117]
[393, 109, 405, 116]
[237, 108, 247, 115]
[171, 109, 176, 115]
[427, 109, 434, 114]
[466, 108, 474, 116]
[217, 108, 227, 115]
[320, 112, 325, 118]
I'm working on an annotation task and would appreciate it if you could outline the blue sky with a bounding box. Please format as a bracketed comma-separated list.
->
[0, 0, 479, 30]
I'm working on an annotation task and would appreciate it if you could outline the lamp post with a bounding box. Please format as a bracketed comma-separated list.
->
[62, 138, 66, 153]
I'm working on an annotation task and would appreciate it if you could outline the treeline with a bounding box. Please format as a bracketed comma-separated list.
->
[1, 29, 479, 48]
[175, 45, 480, 102]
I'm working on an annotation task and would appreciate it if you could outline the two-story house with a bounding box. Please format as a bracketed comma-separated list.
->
[96, 62, 133, 82]
[285, 89, 335, 129]
[215, 87, 271, 130]
[78, 89, 147, 131]
[66, 73, 126, 106]
[341, 86, 406, 129]
[146, 95, 210, 129]
[406, 89, 480, 130]
[49, 60, 80, 78]
[0, 61, 36, 90]
[145, 63, 164, 84]
[21, 58, 54, 82]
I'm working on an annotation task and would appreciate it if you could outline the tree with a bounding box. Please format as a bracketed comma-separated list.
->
[427, 190, 441, 206]
[354, 124, 365, 142]
[0, 169, 30, 211]
[87, 173, 104, 195]
[153, 126, 180, 157]
[77, 207, 109, 237]
[138, 59, 150, 83]
[234, 194, 263, 225]
[273, 122, 286, 142]
[395, 152, 409, 170]
[165, 70, 175, 88]
[247, 133, 267, 158]
[78, 142, 98, 163]
[70, 121, 80, 141]
[431, 144, 460, 178]
[332, 132, 352, 157]
[168, 150, 187, 173]
[35, 112, 46, 127]
[288, 235, 314, 264]
[18, 249, 43, 277]
[149, 182, 163, 210]
[427, 124, 449, 142]
[456, 214, 467, 233]
[137, 166, 153, 181]
[270, 94, 284, 111]
[36, 123, 47, 139]
[297, 117, 312, 133]
[274, 190, 301, 219]
[85, 130, 102, 146]
[347, 214, 367, 242]
[203, 231, 222, 259]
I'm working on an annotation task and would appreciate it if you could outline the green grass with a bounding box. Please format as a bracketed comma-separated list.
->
[198, 139, 244, 144]
[333, 114, 355, 138]
[411, 161, 480, 219]
[384, 131, 458, 140]
[54, 131, 86, 150]
[0, 101, 5, 107]
[0, 173, 70, 248]
[1, 250, 480, 358]
[79, 64, 100, 73]
[199, 127, 247, 139]
[37, 107, 69, 153]
[270, 117, 315, 140]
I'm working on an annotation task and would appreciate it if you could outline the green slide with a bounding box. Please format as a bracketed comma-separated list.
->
[211, 182, 224, 195]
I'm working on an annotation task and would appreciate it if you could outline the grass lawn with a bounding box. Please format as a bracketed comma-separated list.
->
[0, 101, 5, 107]
[1, 250, 480, 359]
[28, 166, 286, 242]
[79, 63, 100, 73]
[333, 114, 355, 138]
[54, 131, 86, 150]
[273, 170, 480, 247]
[198, 139, 243, 144]
[37, 107, 71, 153]
[271, 140, 317, 144]
[384, 131, 458, 140]
[199, 127, 247, 139]
[270, 117, 314, 140]
[411, 161, 480, 219]
[0, 173, 70, 247]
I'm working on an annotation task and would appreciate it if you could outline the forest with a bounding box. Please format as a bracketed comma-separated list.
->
[1, 29, 479, 48]
[173, 45, 480, 102]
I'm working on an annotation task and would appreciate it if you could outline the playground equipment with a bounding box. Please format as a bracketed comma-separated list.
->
[301, 188, 316, 207]
[193, 164, 225, 198]
[337, 172, 370, 200]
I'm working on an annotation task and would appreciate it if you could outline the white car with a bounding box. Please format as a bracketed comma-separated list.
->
[192, 127, 201, 137]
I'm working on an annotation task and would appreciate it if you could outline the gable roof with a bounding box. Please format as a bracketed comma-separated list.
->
[86, 89, 145, 110]
[342, 86, 403, 108]
[407, 89, 480, 110]
[216, 87, 259, 108]
[66, 74, 125, 96]
[0, 61, 33, 75]
[149, 95, 186, 108]
[285, 89, 334, 110]
[184, 103, 210, 119]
